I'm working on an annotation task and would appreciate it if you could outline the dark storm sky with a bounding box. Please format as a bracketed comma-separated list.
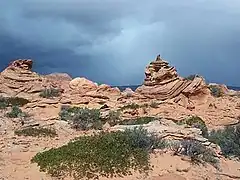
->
[0, 0, 240, 86]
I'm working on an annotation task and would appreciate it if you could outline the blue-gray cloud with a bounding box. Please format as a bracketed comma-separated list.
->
[0, 0, 240, 86]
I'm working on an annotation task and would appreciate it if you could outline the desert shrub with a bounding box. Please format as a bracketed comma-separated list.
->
[59, 106, 102, 130]
[209, 85, 222, 97]
[150, 101, 158, 108]
[125, 127, 167, 150]
[7, 97, 30, 106]
[40, 88, 61, 98]
[185, 74, 197, 81]
[120, 103, 140, 110]
[0, 96, 8, 109]
[105, 110, 121, 126]
[15, 127, 57, 137]
[179, 139, 218, 167]
[6, 106, 28, 118]
[31, 128, 165, 179]
[208, 125, 240, 158]
[119, 117, 155, 125]
[177, 116, 208, 138]
[0, 96, 29, 108]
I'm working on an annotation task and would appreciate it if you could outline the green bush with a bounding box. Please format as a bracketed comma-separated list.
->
[105, 110, 121, 126]
[177, 116, 208, 138]
[31, 128, 165, 179]
[179, 139, 218, 167]
[125, 127, 167, 150]
[15, 127, 57, 137]
[40, 88, 61, 98]
[120, 103, 140, 110]
[208, 125, 240, 158]
[119, 117, 155, 125]
[209, 85, 222, 97]
[6, 106, 28, 118]
[0, 96, 29, 108]
[150, 101, 158, 108]
[59, 107, 102, 130]
[0, 96, 8, 109]
[7, 97, 30, 106]
[185, 74, 197, 81]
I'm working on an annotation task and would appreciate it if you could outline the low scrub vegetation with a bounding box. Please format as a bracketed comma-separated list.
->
[59, 106, 103, 130]
[15, 127, 57, 137]
[0, 96, 29, 108]
[31, 128, 166, 179]
[7, 97, 30, 106]
[119, 117, 155, 125]
[149, 101, 158, 108]
[104, 110, 121, 126]
[209, 85, 223, 97]
[185, 74, 197, 81]
[177, 116, 208, 138]
[120, 103, 150, 111]
[39, 88, 61, 98]
[6, 106, 29, 118]
[0, 96, 8, 109]
[208, 125, 240, 158]
[173, 139, 218, 168]
[120, 103, 140, 110]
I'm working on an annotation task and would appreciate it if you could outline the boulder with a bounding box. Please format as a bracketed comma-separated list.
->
[111, 119, 210, 144]
[122, 88, 135, 97]
[69, 77, 98, 93]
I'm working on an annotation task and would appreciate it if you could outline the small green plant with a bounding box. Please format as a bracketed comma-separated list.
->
[178, 139, 218, 167]
[177, 116, 208, 138]
[0, 96, 8, 109]
[31, 128, 165, 179]
[105, 110, 121, 126]
[208, 125, 240, 158]
[7, 97, 30, 106]
[6, 106, 28, 118]
[209, 85, 222, 97]
[15, 127, 57, 137]
[0, 96, 29, 108]
[119, 117, 155, 125]
[150, 101, 158, 108]
[185, 74, 197, 81]
[39, 88, 61, 98]
[59, 106, 102, 130]
[120, 103, 140, 110]
[125, 127, 167, 150]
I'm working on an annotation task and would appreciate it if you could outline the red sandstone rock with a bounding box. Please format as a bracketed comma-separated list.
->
[136, 55, 210, 104]
[69, 77, 98, 93]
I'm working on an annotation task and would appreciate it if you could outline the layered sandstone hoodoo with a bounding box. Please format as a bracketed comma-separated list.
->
[0, 59, 44, 98]
[136, 55, 210, 101]
[0, 59, 71, 100]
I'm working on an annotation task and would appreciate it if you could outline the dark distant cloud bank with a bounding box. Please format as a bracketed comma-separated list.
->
[0, 0, 240, 86]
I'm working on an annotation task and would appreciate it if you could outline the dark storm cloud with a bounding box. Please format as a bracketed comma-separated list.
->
[0, 0, 240, 86]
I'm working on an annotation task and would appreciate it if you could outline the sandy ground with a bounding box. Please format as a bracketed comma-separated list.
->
[1, 117, 240, 180]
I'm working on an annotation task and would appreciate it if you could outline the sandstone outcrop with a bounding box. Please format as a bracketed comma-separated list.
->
[69, 77, 98, 93]
[0, 59, 71, 101]
[136, 55, 210, 104]
[0, 59, 44, 99]
[111, 119, 210, 145]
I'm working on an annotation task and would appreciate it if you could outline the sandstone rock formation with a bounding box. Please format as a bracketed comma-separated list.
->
[0, 59, 43, 99]
[0, 59, 72, 101]
[136, 55, 210, 105]
[111, 119, 210, 145]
